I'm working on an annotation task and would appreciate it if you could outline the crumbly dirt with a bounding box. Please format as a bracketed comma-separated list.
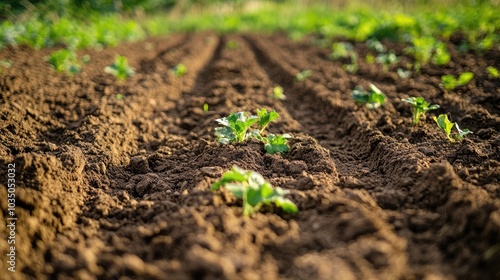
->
[0, 33, 499, 280]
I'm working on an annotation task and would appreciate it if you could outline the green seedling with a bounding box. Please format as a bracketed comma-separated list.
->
[433, 114, 473, 142]
[351, 83, 386, 109]
[487, 66, 499, 78]
[171, 63, 187, 77]
[271, 85, 286, 100]
[215, 111, 258, 144]
[441, 72, 474, 90]
[366, 39, 386, 53]
[295, 70, 312, 82]
[330, 42, 355, 60]
[397, 68, 412, 79]
[116, 93, 123, 100]
[203, 103, 209, 113]
[402, 97, 439, 125]
[105, 55, 135, 81]
[263, 134, 291, 155]
[211, 166, 298, 216]
[256, 108, 279, 133]
[46, 49, 81, 74]
[432, 43, 451, 65]
[375, 51, 399, 71]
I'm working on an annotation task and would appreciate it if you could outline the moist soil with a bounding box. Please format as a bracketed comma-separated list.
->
[0, 33, 499, 280]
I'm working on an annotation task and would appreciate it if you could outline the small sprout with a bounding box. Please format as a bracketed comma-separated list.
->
[375, 51, 399, 71]
[434, 114, 454, 141]
[116, 93, 124, 100]
[215, 111, 258, 144]
[330, 42, 355, 60]
[263, 134, 291, 155]
[432, 43, 451, 65]
[271, 85, 286, 100]
[295, 70, 312, 82]
[366, 39, 386, 52]
[226, 40, 239, 49]
[433, 114, 473, 142]
[203, 103, 209, 113]
[46, 49, 81, 74]
[351, 83, 386, 109]
[487, 66, 499, 78]
[215, 109, 290, 155]
[441, 72, 474, 90]
[105, 55, 135, 81]
[171, 63, 187, 77]
[256, 108, 279, 134]
[402, 97, 439, 125]
[397, 68, 412, 79]
[455, 123, 473, 141]
[211, 166, 298, 216]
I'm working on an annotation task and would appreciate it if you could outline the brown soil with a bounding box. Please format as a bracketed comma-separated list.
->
[0, 33, 499, 280]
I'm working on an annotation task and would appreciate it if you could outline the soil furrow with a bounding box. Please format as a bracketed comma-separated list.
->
[246, 34, 500, 279]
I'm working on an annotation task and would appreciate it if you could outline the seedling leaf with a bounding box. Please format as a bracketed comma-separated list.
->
[434, 114, 454, 141]
[402, 97, 440, 125]
[105, 55, 135, 81]
[211, 166, 298, 216]
[457, 72, 474, 86]
[352, 84, 386, 109]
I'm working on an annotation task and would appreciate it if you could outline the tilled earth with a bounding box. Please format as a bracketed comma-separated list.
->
[0, 33, 499, 280]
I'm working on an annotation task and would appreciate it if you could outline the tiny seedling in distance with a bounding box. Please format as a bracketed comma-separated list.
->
[211, 166, 298, 216]
[402, 97, 439, 125]
[171, 63, 187, 77]
[487, 66, 499, 78]
[351, 83, 386, 109]
[271, 85, 286, 100]
[105, 55, 135, 81]
[295, 70, 312, 82]
[46, 49, 81, 74]
[433, 114, 473, 142]
[441, 72, 474, 90]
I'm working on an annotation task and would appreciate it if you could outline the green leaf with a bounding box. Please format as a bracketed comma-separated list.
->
[295, 70, 312, 82]
[171, 63, 187, 77]
[457, 72, 474, 86]
[271, 86, 286, 100]
[211, 166, 298, 216]
[434, 114, 454, 141]
[441, 75, 457, 90]
[455, 123, 473, 141]
[487, 66, 499, 78]
[403, 97, 439, 125]
[264, 134, 290, 154]
[105, 55, 135, 80]
[256, 108, 279, 132]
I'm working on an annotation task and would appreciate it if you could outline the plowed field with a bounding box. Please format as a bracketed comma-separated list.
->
[1, 33, 499, 280]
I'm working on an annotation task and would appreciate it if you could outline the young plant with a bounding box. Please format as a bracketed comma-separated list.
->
[487, 66, 499, 78]
[256, 108, 279, 133]
[263, 134, 291, 155]
[402, 97, 440, 125]
[46, 49, 81, 74]
[270, 85, 286, 100]
[433, 114, 473, 142]
[171, 63, 187, 77]
[105, 55, 135, 81]
[375, 51, 399, 71]
[330, 42, 355, 60]
[215, 111, 258, 144]
[441, 72, 474, 90]
[397, 68, 412, 79]
[211, 166, 298, 216]
[295, 70, 312, 82]
[351, 83, 386, 109]
[203, 103, 209, 113]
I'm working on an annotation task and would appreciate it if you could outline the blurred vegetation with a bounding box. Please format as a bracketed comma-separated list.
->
[0, 0, 499, 50]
